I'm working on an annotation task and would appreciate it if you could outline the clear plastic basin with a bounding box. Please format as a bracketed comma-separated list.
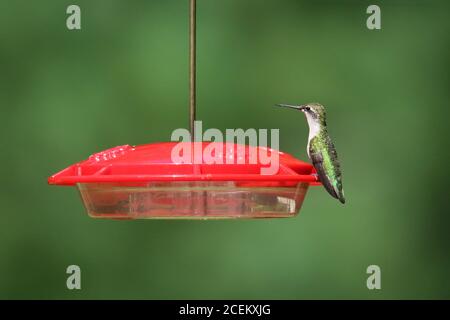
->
[77, 181, 309, 219]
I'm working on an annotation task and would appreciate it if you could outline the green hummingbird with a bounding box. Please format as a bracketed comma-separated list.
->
[276, 103, 345, 204]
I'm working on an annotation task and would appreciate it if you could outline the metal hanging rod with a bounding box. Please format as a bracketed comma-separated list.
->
[189, 0, 197, 141]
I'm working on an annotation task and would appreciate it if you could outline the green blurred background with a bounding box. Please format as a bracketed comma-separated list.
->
[0, 0, 449, 299]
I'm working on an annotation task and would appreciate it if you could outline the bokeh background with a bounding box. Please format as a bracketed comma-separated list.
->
[0, 0, 449, 299]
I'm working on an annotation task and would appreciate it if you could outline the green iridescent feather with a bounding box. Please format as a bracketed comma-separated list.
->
[309, 130, 345, 204]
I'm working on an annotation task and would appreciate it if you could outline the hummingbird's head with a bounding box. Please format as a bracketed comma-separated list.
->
[276, 102, 327, 127]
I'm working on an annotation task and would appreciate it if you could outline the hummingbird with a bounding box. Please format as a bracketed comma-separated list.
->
[276, 103, 345, 204]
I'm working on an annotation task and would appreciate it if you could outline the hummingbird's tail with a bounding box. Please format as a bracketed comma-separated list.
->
[338, 191, 345, 204]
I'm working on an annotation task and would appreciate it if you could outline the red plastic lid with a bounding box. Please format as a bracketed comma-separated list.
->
[48, 142, 319, 186]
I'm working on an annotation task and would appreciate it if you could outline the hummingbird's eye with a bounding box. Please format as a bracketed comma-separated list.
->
[305, 107, 310, 111]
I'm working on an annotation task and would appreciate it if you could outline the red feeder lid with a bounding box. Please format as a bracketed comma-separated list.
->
[48, 142, 320, 186]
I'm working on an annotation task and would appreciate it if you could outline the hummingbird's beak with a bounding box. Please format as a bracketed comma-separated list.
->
[275, 104, 305, 111]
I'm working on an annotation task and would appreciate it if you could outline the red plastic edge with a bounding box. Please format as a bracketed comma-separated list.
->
[48, 142, 321, 186]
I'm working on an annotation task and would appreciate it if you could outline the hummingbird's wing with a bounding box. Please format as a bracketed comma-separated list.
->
[310, 152, 340, 201]
[325, 138, 345, 204]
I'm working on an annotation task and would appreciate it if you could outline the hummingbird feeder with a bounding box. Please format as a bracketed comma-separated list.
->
[48, 0, 320, 219]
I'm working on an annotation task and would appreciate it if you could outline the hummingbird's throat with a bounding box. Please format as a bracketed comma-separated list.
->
[305, 114, 322, 141]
